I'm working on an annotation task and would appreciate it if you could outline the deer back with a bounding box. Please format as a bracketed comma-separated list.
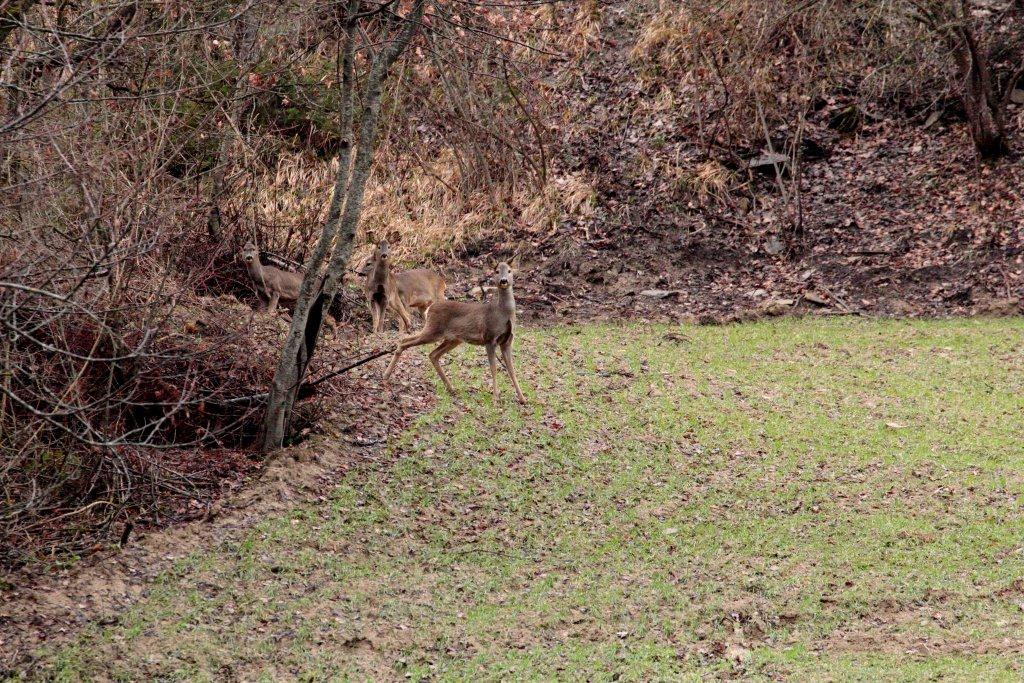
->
[251, 262, 302, 300]
[395, 269, 445, 309]
[269, 266, 303, 300]
[423, 292, 512, 346]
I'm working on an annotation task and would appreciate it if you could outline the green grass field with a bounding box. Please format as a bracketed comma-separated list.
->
[38, 318, 1024, 681]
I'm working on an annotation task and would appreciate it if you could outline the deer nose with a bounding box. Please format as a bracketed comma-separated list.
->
[499, 278, 509, 286]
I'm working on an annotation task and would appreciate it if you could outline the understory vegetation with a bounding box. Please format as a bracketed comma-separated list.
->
[624, 0, 1024, 229]
[1, 0, 553, 562]
[632, 0, 1024, 148]
[34, 318, 1024, 680]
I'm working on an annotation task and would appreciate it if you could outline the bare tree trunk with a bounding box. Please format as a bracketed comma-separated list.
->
[262, 0, 360, 450]
[0, 0, 37, 218]
[261, 0, 425, 452]
[318, 0, 428, 322]
[951, 2, 1007, 159]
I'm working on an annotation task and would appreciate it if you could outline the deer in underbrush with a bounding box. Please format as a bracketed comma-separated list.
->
[240, 242, 303, 316]
[364, 240, 446, 333]
[382, 261, 527, 404]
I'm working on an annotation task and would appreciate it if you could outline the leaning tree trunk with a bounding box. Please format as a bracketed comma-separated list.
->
[316, 1, 428, 334]
[262, 0, 426, 452]
[262, 0, 360, 450]
[951, 6, 1008, 159]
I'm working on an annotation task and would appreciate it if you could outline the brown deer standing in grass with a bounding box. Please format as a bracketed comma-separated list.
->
[364, 240, 446, 333]
[240, 242, 303, 315]
[383, 262, 527, 404]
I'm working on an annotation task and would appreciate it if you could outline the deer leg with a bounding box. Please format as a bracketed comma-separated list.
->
[368, 295, 380, 332]
[393, 297, 413, 333]
[377, 295, 390, 333]
[403, 303, 416, 331]
[384, 297, 401, 332]
[501, 340, 527, 404]
[267, 291, 280, 316]
[428, 339, 461, 395]
[371, 299, 384, 333]
[486, 343, 500, 401]
[382, 329, 439, 381]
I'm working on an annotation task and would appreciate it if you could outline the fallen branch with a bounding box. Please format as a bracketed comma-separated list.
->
[204, 346, 397, 407]
[299, 345, 396, 394]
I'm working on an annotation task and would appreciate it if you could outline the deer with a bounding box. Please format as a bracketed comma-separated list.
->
[382, 261, 527, 404]
[240, 242, 303, 316]
[364, 240, 446, 333]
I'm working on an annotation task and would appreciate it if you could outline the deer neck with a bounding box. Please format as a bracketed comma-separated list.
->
[371, 259, 391, 288]
[246, 258, 265, 283]
[494, 286, 516, 320]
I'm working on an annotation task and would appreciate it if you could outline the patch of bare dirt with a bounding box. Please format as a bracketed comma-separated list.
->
[820, 600, 1024, 657]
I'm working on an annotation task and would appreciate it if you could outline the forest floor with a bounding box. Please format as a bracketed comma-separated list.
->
[497, 120, 1024, 328]
[6, 316, 1024, 681]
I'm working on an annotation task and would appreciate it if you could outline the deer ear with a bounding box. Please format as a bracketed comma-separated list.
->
[511, 252, 522, 271]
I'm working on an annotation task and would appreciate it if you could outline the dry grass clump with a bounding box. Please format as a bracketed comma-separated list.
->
[520, 173, 597, 235]
[333, 166, 598, 269]
[357, 149, 486, 262]
[560, 0, 603, 58]
[347, 154, 588, 267]
[233, 146, 495, 268]
[630, 0, 948, 146]
[675, 160, 733, 207]
[630, 2, 691, 66]
[233, 150, 334, 254]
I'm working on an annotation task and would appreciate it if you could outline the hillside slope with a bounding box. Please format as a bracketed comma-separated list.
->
[487, 2, 1024, 324]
